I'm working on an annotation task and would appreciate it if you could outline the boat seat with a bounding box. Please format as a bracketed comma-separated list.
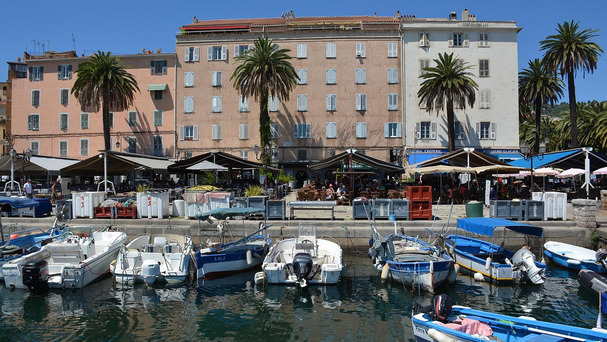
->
[295, 243, 315, 250]
[47, 243, 83, 264]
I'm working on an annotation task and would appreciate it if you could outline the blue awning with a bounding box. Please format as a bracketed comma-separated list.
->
[457, 217, 543, 237]
[408, 153, 442, 165]
[489, 153, 523, 163]
[508, 150, 578, 169]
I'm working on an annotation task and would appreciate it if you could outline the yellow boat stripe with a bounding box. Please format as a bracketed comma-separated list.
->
[456, 262, 513, 282]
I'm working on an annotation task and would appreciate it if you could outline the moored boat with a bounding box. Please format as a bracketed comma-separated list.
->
[579, 269, 607, 297]
[544, 241, 607, 274]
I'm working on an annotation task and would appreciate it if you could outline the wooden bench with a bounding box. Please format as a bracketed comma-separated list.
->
[288, 201, 337, 220]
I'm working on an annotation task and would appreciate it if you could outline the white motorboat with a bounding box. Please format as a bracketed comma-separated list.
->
[256, 223, 343, 287]
[2, 227, 127, 291]
[112, 234, 193, 285]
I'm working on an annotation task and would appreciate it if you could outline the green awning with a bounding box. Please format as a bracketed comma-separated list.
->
[147, 84, 168, 91]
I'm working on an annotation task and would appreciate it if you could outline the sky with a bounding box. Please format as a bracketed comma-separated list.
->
[1, 0, 605, 102]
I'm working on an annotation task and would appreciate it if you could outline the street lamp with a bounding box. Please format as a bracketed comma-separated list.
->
[520, 141, 547, 192]
[9, 149, 16, 191]
[582, 147, 593, 198]
[253, 143, 278, 163]
[463, 147, 475, 184]
[21, 149, 32, 184]
[391, 147, 402, 165]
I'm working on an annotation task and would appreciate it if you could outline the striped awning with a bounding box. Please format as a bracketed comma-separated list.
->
[147, 84, 168, 91]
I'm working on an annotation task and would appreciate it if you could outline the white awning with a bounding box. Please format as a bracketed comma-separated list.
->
[29, 156, 79, 171]
[116, 154, 174, 170]
[186, 160, 228, 171]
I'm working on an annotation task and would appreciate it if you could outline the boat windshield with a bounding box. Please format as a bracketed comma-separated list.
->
[297, 224, 317, 239]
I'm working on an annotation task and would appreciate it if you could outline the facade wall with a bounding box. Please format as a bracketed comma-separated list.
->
[10, 53, 176, 159]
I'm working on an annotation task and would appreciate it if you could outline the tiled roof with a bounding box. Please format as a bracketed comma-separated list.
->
[180, 15, 400, 29]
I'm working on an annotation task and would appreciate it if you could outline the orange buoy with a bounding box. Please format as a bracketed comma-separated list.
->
[9, 234, 18, 240]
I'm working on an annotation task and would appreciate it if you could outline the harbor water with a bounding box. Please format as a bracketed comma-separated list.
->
[0, 253, 603, 341]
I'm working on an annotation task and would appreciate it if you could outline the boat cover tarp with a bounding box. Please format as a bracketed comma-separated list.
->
[195, 207, 264, 221]
[0, 196, 40, 210]
[457, 217, 543, 238]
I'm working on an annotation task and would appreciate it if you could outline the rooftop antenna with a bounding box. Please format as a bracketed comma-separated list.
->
[72, 34, 77, 53]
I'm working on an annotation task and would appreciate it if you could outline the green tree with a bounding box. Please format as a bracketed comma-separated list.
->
[518, 58, 564, 153]
[540, 21, 603, 148]
[231, 37, 298, 164]
[418, 52, 478, 151]
[578, 101, 607, 153]
[71, 51, 139, 151]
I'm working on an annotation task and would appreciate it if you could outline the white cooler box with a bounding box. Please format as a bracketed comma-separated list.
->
[136, 191, 169, 219]
[531, 191, 567, 220]
[72, 191, 105, 219]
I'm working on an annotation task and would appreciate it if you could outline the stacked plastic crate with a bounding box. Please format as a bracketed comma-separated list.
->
[407, 186, 432, 220]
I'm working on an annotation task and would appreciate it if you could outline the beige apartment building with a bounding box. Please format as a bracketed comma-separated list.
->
[9, 50, 177, 159]
[176, 15, 403, 178]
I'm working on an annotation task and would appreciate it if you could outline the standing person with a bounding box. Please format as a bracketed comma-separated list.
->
[51, 178, 62, 204]
[23, 179, 33, 198]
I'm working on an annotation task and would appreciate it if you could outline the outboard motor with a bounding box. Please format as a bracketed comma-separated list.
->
[292, 253, 313, 287]
[412, 294, 454, 323]
[512, 248, 544, 284]
[22, 260, 49, 293]
[596, 249, 607, 268]
[141, 260, 161, 285]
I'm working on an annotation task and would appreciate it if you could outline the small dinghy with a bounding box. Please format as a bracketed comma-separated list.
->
[544, 241, 607, 274]
[113, 234, 193, 285]
[578, 269, 607, 297]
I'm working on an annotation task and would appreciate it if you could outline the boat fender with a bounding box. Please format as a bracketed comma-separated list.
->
[518, 316, 537, 320]
[449, 245, 454, 255]
[254, 271, 265, 285]
[246, 250, 253, 265]
[474, 272, 484, 282]
[430, 260, 434, 274]
[567, 259, 581, 265]
[381, 263, 390, 281]
[485, 257, 491, 270]
[110, 259, 117, 272]
[541, 257, 545, 264]
[428, 328, 455, 342]
[448, 264, 459, 284]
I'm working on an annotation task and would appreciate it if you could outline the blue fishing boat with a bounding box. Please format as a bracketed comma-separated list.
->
[195, 208, 271, 279]
[412, 294, 607, 341]
[445, 218, 546, 285]
[544, 241, 607, 274]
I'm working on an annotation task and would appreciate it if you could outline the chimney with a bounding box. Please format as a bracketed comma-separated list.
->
[462, 9, 469, 21]
[449, 12, 457, 20]
[395, 10, 401, 18]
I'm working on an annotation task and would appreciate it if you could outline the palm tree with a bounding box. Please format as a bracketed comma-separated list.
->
[578, 101, 607, 153]
[540, 21, 603, 148]
[71, 51, 139, 152]
[418, 52, 478, 151]
[231, 36, 298, 164]
[518, 58, 564, 154]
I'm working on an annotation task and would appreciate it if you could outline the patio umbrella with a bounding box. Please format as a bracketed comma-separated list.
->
[556, 168, 585, 178]
[592, 166, 607, 175]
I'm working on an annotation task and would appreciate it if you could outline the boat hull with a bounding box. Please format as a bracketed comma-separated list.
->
[544, 241, 607, 274]
[196, 241, 268, 279]
[386, 259, 453, 292]
[0, 229, 63, 279]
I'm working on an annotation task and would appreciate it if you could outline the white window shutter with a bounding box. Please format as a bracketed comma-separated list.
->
[239, 124, 244, 139]
[491, 123, 497, 140]
[326, 95, 331, 111]
[356, 94, 361, 110]
[448, 36, 454, 47]
[361, 43, 365, 57]
[326, 123, 331, 138]
[302, 43, 307, 57]
[384, 123, 390, 138]
[244, 125, 249, 139]
[192, 125, 199, 140]
[193, 47, 199, 61]
[361, 94, 366, 110]
[179, 126, 184, 141]
[207, 47, 213, 61]
[248, 44, 254, 50]
[431, 122, 437, 140]
[221, 46, 227, 60]
[306, 124, 311, 138]
[234, 46, 240, 57]
[416, 123, 421, 140]
[185, 48, 190, 62]
[463, 34, 470, 47]
[302, 95, 307, 111]
[396, 123, 402, 138]
[476, 122, 481, 139]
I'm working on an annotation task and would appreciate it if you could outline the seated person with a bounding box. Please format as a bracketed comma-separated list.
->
[337, 184, 348, 204]
[325, 184, 336, 200]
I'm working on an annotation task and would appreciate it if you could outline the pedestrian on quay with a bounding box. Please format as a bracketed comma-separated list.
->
[23, 179, 33, 198]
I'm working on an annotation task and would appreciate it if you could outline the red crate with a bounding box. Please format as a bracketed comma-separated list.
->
[406, 186, 432, 202]
[94, 206, 137, 219]
[409, 201, 432, 220]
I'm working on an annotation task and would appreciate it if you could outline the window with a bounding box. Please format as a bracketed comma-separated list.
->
[153, 90, 163, 101]
[455, 121, 465, 140]
[297, 94, 307, 111]
[384, 122, 402, 138]
[207, 46, 227, 61]
[29, 66, 43, 81]
[109, 112, 114, 128]
[153, 110, 163, 126]
[479, 59, 489, 77]
[326, 149, 335, 158]
[388, 68, 398, 84]
[293, 123, 311, 139]
[269, 96, 279, 112]
[58, 65, 72, 80]
[387, 42, 398, 57]
[212, 125, 222, 140]
[80, 139, 89, 156]
[212, 96, 222, 112]
[356, 122, 367, 138]
[80, 113, 89, 129]
[419, 32, 430, 47]
[297, 43, 307, 58]
[59, 113, 68, 130]
[30, 141, 39, 155]
[60, 88, 69, 105]
[355, 43, 366, 58]
[184, 96, 194, 113]
[417, 121, 436, 140]
[128, 111, 137, 127]
[326, 94, 337, 111]
[419, 60, 430, 76]
[184, 46, 200, 62]
[449, 33, 468, 47]
[239, 124, 249, 140]
[150, 60, 167, 75]
[240, 150, 249, 160]
[388, 93, 398, 111]
[59, 141, 68, 157]
[355, 68, 366, 84]
[326, 122, 337, 139]
[480, 90, 491, 109]
[212, 71, 222, 86]
[270, 123, 279, 138]
[326, 43, 336, 58]
[180, 125, 198, 141]
[239, 96, 249, 112]
[326, 69, 336, 84]
[297, 69, 307, 84]
[234, 44, 253, 57]
[28, 114, 40, 131]
[479, 33, 490, 47]
[477, 122, 496, 140]
[153, 136, 163, 156]
[31, 90, 40, 107]
[356, 94, 367, 111]
[184, 72, 194, 87]
[127, 137, 137, 153]
[297, 150, 307, 161]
